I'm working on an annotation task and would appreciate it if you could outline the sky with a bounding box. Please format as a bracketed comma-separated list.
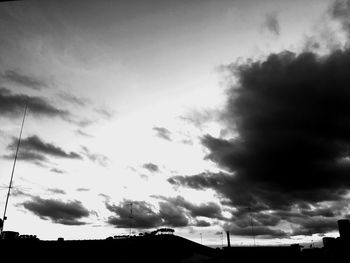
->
[1, 0, 350, 247]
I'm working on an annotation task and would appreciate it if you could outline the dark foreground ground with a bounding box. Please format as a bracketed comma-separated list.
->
[0, 234, 348, 263]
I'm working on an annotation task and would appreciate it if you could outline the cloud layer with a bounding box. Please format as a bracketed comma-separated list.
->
[22, 196, 89, 225]
[2, 70, 48, 90]
[153, 127, 172, 141]
[143, 163, 159, 173]
[0, 87, 68, 119]
[169, 48, 350, 237]
[5, 135, 82, 163]
[81, 146, 109, 167]
[263, 12, 280, 36]
[106, 197, 222, 229]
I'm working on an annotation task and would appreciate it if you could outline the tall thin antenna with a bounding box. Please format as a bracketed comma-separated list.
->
[248, 207, 256, 247]
[128, 202, 133, 237]
[221, 231, 224, 248]
[1, 101, 28, 235]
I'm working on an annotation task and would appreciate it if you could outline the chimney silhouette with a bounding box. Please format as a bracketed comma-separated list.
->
[338, 219, 350, 240]
[226, 231, 231, 247]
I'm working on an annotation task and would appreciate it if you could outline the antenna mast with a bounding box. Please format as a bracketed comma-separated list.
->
[129, 202, 133, 237]
[1, 101, 28, 236]
[248, 207, 256, 247]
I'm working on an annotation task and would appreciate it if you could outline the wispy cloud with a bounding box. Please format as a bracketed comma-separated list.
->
[0, 87, 69, 119]
[50, 168, 66, 174]
[142, 162, 159, 173]
[2, 70, 49, 90]
[4, 135, 82, 164]
[153, 126, 172, 141]
[47, 188, 66, 195]
[180, 109, 219, 129]
[262, 12, 280, 36]
[75, 129, 94, 138]
[77, 188, 90, 192]
[81, 146, 109, 167]
[94, 107, 114, 119]
[57, 91, 88, 107]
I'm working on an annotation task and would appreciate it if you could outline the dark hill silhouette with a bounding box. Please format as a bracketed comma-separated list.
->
[1, 234, 217, 263]
[3, 232, 350, 263]
[3, 217, 350, 263]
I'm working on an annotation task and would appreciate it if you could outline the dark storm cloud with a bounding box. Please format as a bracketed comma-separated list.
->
[5, 135, 82, 163]
[263, 12, 280, 36]
[169, 48, 350, 237]
[81, 146, 109, 167]
[252, 213, 281, 227]
[330, 0, 350, 38]
[142, 162, 159, 173]
[187, 202, 222, 219]
[231, 211, 282, 233]
[106, 199, 190, 229]
[0, 87, 69, 118]
[153, 126, 172, 141]
[2, 70, 48, 90]
[168, 172, 239, 205]
[206, 50, 350, 200]
[225, 224, 288, 238]
[4, 150, 48, 162]
[154, 195, 223, 220]
[300, 207, 336, 218]
[22, 196, 89, 225]
[290, 217, 338, 236]
[158, 201, 189, 227]
[19, 135, 81, 158]
[195, 220, 211, 227]
[106, 200, 162, 229]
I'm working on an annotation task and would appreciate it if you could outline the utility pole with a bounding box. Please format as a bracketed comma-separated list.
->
[128, 202, 133, 237]
[221, 231, 224, 248]
[248, 207, 256, 247]
[226, 231, 231, 248]
[1, 101, 28, 236]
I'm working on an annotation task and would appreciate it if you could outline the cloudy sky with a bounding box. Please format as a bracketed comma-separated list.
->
[1, 0, 350, 246]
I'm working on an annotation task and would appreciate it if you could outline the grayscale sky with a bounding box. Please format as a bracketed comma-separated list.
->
[1, 0, 348, 246]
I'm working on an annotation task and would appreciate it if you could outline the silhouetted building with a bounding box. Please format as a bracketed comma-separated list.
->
[322, 237, 336, 249]
[1, 231, 19, 240]
[290, 244, 303, 252]
[338, 219, 350, 240]
[19, 234, 38, 240]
